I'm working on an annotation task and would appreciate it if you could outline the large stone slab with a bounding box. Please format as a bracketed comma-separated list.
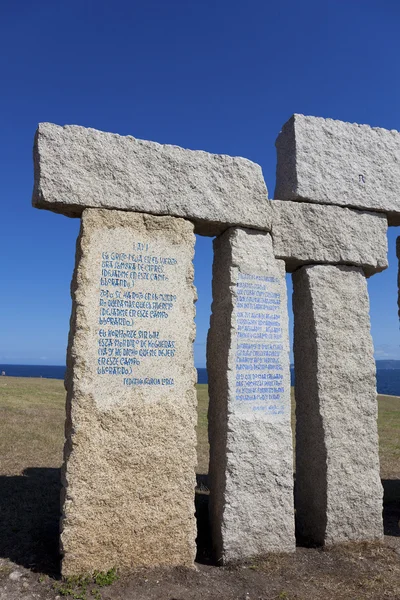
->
[275, 114, 400, 225]
[32, 123, 271, 236]
[207, 227, 295, 564]
[61, 209, 197, 575]
[292, 264, 383, 546]
[270, 200, 388, 276]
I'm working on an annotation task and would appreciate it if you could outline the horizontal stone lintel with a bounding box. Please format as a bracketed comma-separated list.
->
[275, 113, 400, 226]
[32, 122, 271, 236]
[270, 200, 388, 276]
[32, 122, 389, 273]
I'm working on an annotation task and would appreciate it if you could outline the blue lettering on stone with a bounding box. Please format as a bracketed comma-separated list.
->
[96, 243, 178, 386]
[235, 271, 285, 415]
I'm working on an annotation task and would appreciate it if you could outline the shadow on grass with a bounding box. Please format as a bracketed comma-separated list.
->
[0, 469, 215, 575]
[0, 470, 395, 576]
[383, 479, 400, 538]
[0, 468, 61, 576]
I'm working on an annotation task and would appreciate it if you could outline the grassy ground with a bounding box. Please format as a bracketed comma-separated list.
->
[0, 377, 65, 476]
[195, 383, 209, 475]
[377, 394, 400, 479]
[1, 378, 398, 480]
[0, 377, 399, 599]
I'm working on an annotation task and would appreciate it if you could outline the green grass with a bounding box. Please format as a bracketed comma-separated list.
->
[0, 377, 65, 475]
[0, 376, 399, 480]
[377, 394, 400, 479]
[53, 567, 118, 599]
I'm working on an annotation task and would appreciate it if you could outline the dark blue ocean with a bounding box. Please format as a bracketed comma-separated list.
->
[1, 364, 400, 396]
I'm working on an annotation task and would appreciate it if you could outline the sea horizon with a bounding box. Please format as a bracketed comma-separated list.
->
[1, 362, 400, 396]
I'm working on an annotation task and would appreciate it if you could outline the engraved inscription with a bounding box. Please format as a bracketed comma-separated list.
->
[235, 272, 285, 415]
[96, 240, 178, 387]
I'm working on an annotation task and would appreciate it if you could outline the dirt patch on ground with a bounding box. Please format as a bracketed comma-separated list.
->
[1, 540, 400, 600]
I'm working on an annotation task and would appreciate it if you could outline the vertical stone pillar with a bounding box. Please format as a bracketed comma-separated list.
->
[292, 265, 383, 545]
[207, 228, 295, 564]
[61, 209, 197, 575]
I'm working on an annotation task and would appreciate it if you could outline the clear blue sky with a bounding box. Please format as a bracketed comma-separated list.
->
[1, 0, 399, 367]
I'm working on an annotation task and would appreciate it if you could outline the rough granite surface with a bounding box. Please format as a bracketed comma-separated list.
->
[270, 200, 388, 276]
[207, 228, 295, 564]
[32, 122, 271, 235]
[61, 209, 197, 575]
[292, 265, 383, 546]
[275, 114, 400, 225]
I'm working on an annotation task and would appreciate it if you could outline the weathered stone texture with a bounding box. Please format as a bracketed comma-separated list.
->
[32, 122, 271, 235]
[275, 114, 400, 225]
[61, 209, 197, 575]
[207, 228, 295, 564]
[292, 265, 383, 546]
[270, 200, 388, 275]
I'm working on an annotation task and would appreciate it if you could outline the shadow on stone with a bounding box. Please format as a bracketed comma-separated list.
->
[195, 474, 213, 565]
[383, 479, 400, 537]
[293, 476, 400, 546]
[0, 467, 61, 576]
